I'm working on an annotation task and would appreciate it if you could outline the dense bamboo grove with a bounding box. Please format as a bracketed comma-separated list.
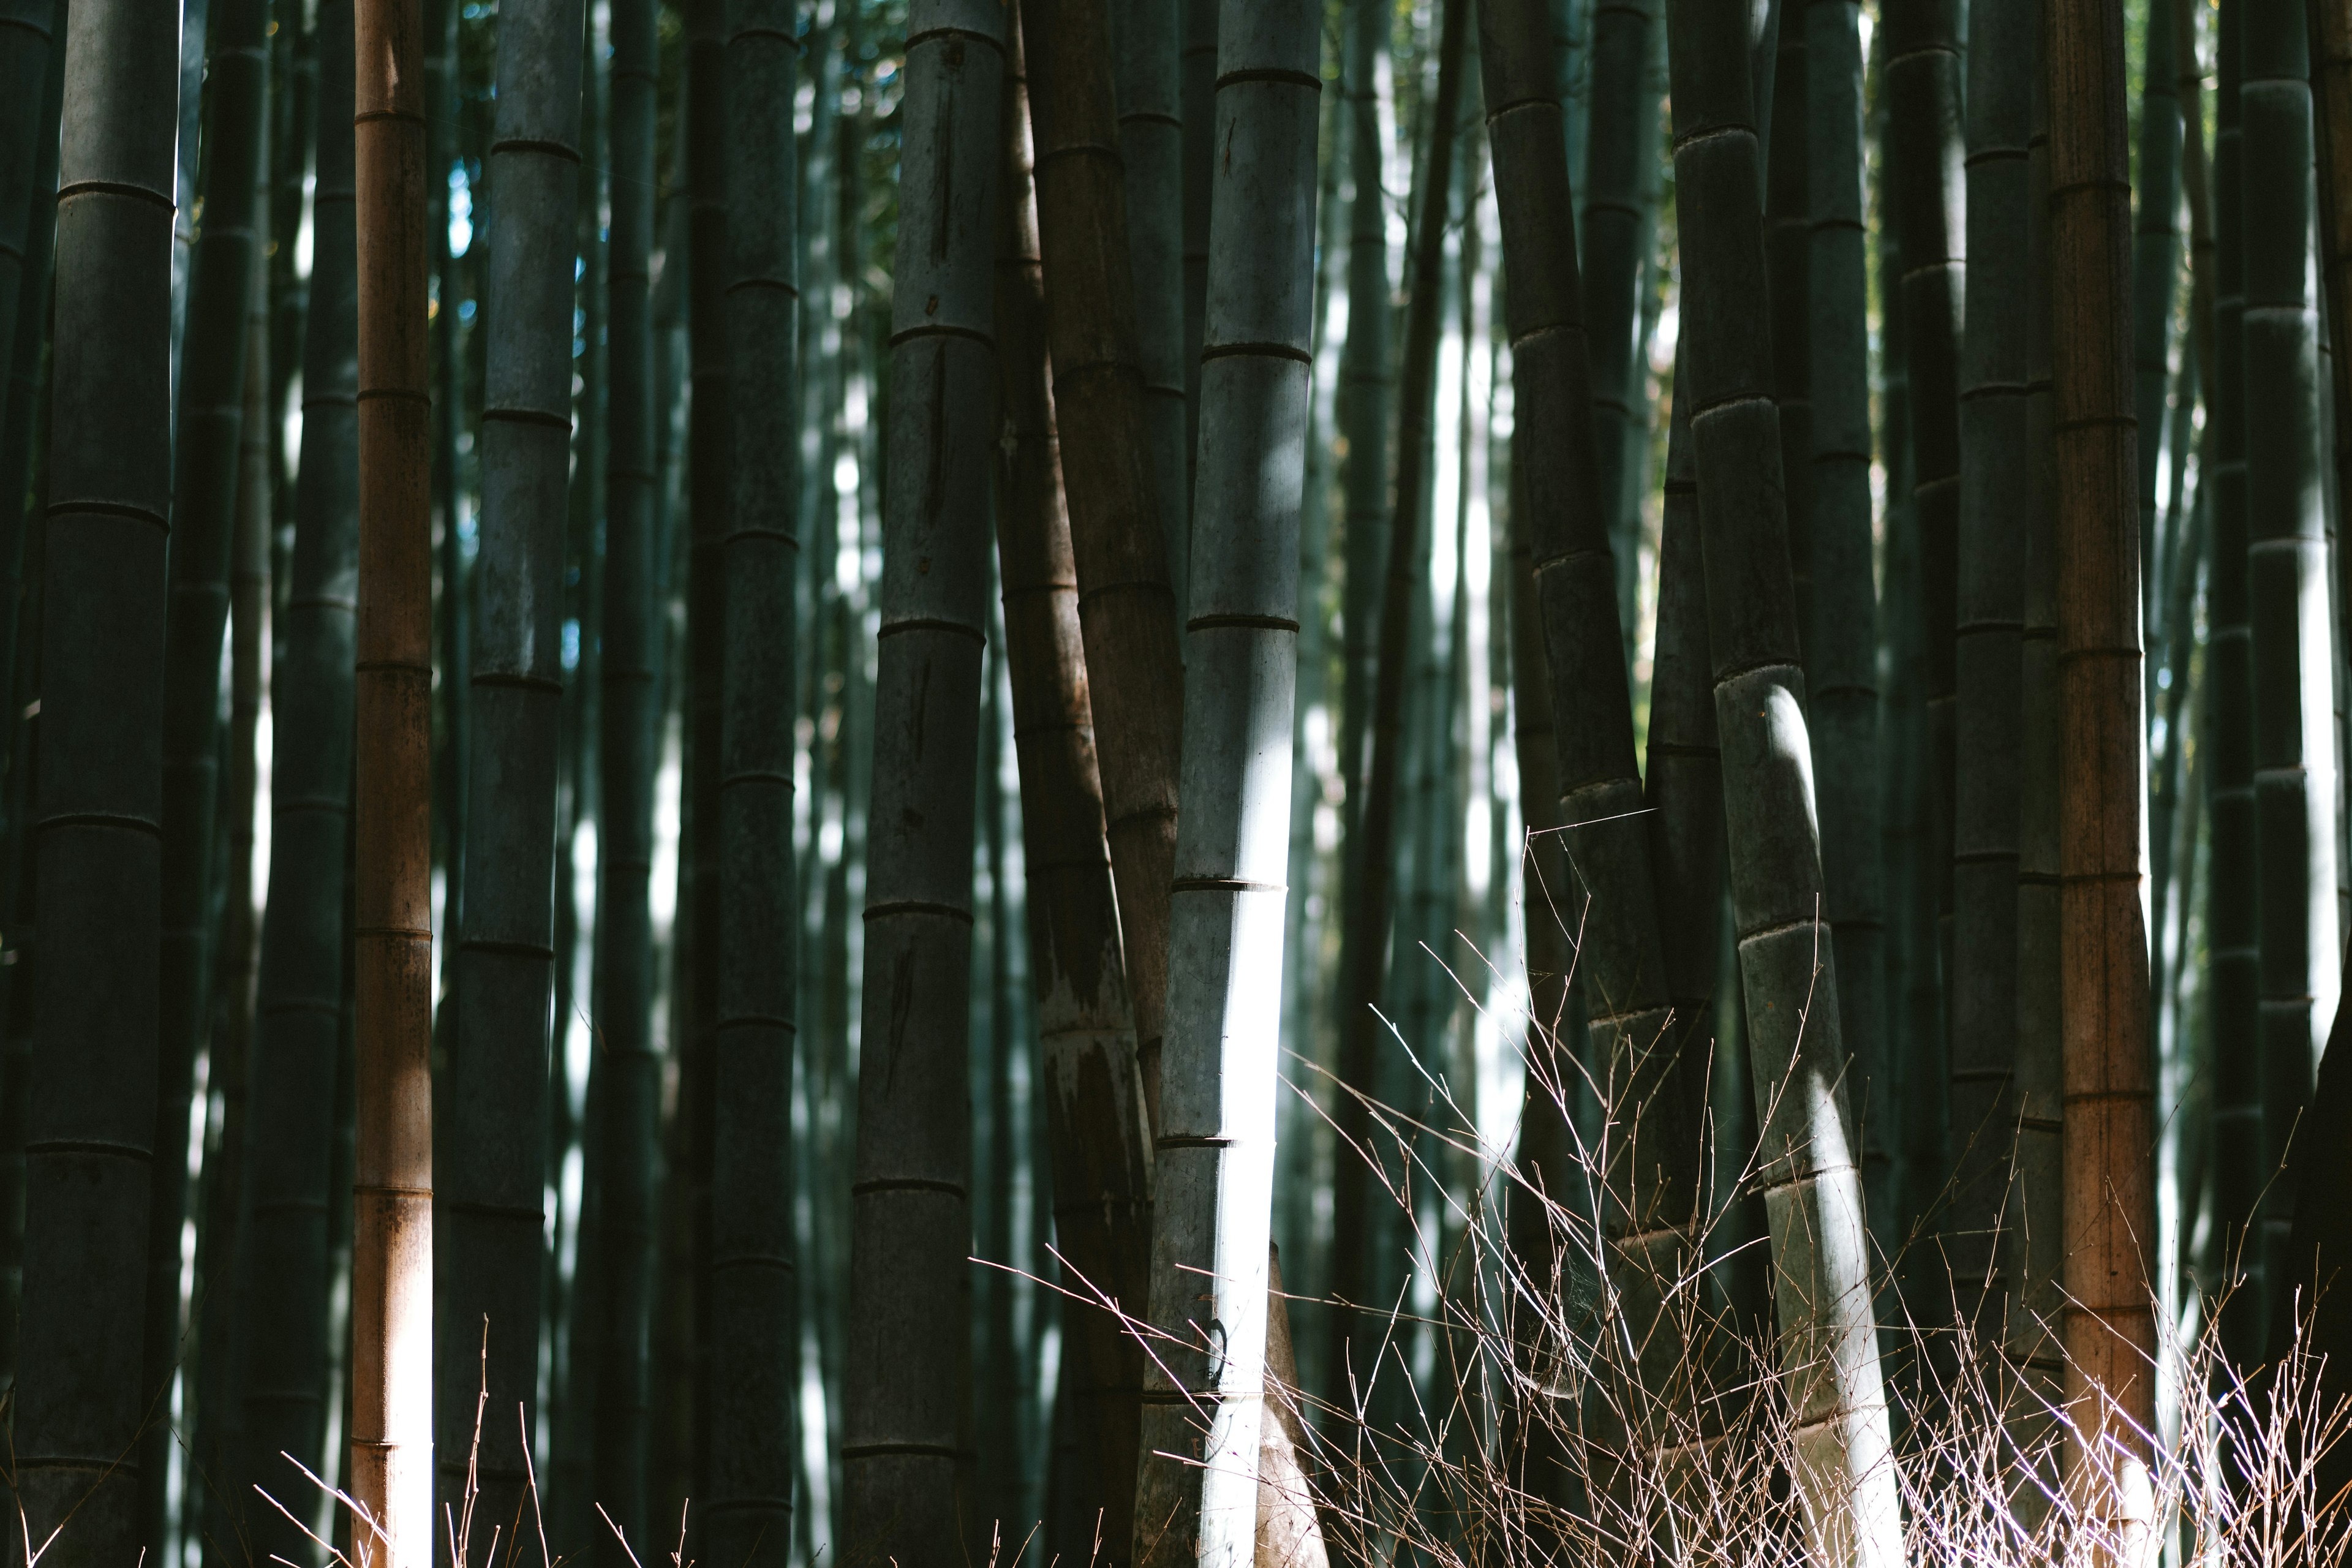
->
[15, 0, 2352, 1564]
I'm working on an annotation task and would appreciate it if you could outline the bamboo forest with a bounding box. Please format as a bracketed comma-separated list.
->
[16, 0, 2352, 1565]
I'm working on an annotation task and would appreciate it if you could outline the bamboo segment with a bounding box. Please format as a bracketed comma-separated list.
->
[11, 4, 176, 1563]
[1020, 0, 1186, 1121]
[2046, 0, 2158, 1544]
[350, 0, 435, 1558]
[1661, 2, 1901, 1559]
[843, 3, 1001, 1561]
[435, 1, 582, 1541]
[237, 2, 360, 1554]
[1804, 0, 1891, 1253]
[1114, 0, 1189, 614]
[1129, 0, 1317, 1559]
[992, 18, 1153, 1556]
[707, 6, 801, 1563]
[1950, 0, 2032, 1337]
[2240, 0, 2337, 1362]
[2209, 0, 2267, 1373]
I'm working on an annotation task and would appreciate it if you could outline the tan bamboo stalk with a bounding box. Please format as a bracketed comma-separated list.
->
[992, 16, 1153, 1554]
[1019, 0, 1186, 1118]
[351, 0, 435, 1563]
[2046, 0, 2157, 1543]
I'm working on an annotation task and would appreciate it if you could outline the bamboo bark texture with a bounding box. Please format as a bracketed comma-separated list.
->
[587, 1, 657, 1556]
[2046, 0, 2158, 1540]
[843, 4, 1000, 1561]
[143, 0, 268, 1549]
[993, 17, 1153, 1556]
[12, 3, 177, 1562]
[437, 2, 582, 1540]
[707, 6, 800, 1562]
[1804, 0, 1891, 1246]
[1329, 0, 1466, 1427]
[1114, 0, 1189, 612]
[1019, 0, 1185, 1118]
[351, 0, 436, 1559]
[1949, 0, 2032, 1332]
[2240, 0, 2338, 1359]
[236, 2, 360, 1551]
[1129, 2, 1317, 1561]
[1662, 2, 1900, 1559]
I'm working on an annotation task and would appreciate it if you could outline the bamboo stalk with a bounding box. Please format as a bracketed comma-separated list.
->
[842, 3, 1003, 1559]
[2046, 0, 2157, 1539]
[1114, 0, 1189, 615]
[349, 0, 436, 1556]
[1129, 0, 1320, 1552]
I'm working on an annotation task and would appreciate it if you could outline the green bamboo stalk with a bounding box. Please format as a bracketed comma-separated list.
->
[1329, 0, 1466, 1439]
[705, 7, 800, 1563]
[1182, 0, 1213, 517]
[436, 0, 584, 1544]
[1020, 0, 1186, 1119]
[143, 2, 268, 1548]
[992, 18, 1152, 1553]
[2046, 0, 2157, 1525]
[2207, 0, 2266, 1372]
[1947, 0, 2031, 1332]
[2239, 0, 2337, 1362]
[1662, 2, 1900, 1555]
[1114, 0, 1188, 615]
[429, 0, 462, 982]
[1766, 23, 1809, 647]
[578, 5, 655, 1561]
[13, 2, 179, 1561]
[1580, 0, 1660, 638]
[0, 1, 56, 489]
[842, 4, 1001, 1559]
[1128, 2, 1318, 1558]
[1803, 0, 1890, 1253]
[1337, 0, 1392, 854]
[2138, 0, 2182, 641]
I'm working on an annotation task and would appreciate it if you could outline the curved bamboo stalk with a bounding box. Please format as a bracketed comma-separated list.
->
[236, 2, 358, 1553]
[584, 1, 657, 1556]
[1019, 0, 1185, 1118]
[1948, 0, 2032, 1335]
[2240, 0, 2337, 1363]
[2207, 0, 2266, 1374]
[1328, 0, 1466, 1436]
[992, 17, 1152, 1556]
[144, 1, 269, 1547]
[706, 6, 801, 1563]
[1114, 0, 1189, 614]
[842, 3, 1001, 1560]
[1803, 0, 1891, 1253]
[350, 0, 436, 1558]
[12, 4, 176, 1561]
[1662, 2, 1900, 1558]
[436, 2, 583, 1541]
[1128, 3, 1319, 1560]
[2046, 0, 2157, 1536]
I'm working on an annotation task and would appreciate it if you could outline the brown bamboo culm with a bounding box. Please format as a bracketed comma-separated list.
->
[351, 3, 436, 1566]
[2047, 0, 2157, 1545]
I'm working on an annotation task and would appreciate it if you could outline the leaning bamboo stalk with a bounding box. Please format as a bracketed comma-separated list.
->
[1019, 0, 1186, 1117]
[1662, 1, 1901, 1558]
[350, 0, 435, 1558]
[1129, 2, 1319, 1559]
[1948, 0, 2032, 1333]
[2046, 0, 2158, 1540]
[706, 5, 801, 1562]
[842, 4, 1003, 1561]
[11, 4, 177, 1561]
[992, 16, 1153, 1553]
